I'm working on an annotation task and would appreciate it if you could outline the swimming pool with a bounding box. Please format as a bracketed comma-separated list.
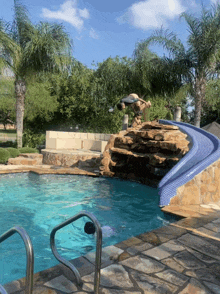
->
[0, 173, 176, 284]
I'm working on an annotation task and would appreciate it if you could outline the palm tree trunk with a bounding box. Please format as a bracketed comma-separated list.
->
[15, 79, 26, 148]
[194, 76, 206, 128]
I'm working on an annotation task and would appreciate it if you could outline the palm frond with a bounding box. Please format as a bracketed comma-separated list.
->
[12, 0, 35, 48]
[133, 40, 158, 61]
[182, 6, 220, 69]
[145, 28, 185, 58]
[0, 23, 21, 74]
[21, 22, 72, 75]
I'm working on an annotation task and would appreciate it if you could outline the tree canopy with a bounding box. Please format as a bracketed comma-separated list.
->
[3, 1, 218, 138]
[140, 4, 220, 127]
[0, 0, 72, 147]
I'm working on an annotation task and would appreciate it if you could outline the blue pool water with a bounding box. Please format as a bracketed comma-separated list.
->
[0, 173, 176, 284]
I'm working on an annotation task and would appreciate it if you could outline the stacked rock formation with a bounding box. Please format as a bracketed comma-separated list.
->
[100, 121, 190, 187]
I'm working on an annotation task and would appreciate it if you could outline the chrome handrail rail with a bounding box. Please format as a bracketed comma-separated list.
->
[50, 211, 102, 294]
[0, 226, 34, 294]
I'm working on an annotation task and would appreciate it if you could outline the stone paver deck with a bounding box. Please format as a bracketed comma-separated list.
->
[2, 164, 220, 293]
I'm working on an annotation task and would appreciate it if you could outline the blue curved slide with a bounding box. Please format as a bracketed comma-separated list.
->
[158, 120, 220, 206]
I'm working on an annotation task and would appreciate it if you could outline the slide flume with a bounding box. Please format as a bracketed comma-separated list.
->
[158, 120, 220, 206]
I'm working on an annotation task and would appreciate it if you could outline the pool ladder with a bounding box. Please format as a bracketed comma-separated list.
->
[0, 226, 34, 294]
[50, 211, 102, 294]
[0, 211, 102, 294]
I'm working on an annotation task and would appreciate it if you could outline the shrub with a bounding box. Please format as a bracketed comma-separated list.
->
[6, 147, 20, 158]
[0, 140, 17, 148]
[18, 147, 39, 154]
[0, 148, 10, 164]
[23, 129, 45, 148]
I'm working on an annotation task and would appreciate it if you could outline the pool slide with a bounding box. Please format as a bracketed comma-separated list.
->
[158, 120, 220, 206]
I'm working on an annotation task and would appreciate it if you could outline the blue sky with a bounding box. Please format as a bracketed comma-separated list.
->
[0, 0, 218, 68]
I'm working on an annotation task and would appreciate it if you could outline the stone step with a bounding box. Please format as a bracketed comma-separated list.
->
[19, 153, 43, 159]
[8, 153, 43, 165]
[161, 205, 215, 218]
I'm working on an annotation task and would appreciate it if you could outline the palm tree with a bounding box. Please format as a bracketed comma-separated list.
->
[140, 4, 220, 127]
[0, 0, 72, 147]
[133, 42, 185, 100]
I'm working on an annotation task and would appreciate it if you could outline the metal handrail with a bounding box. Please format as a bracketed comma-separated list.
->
[0, 226, 34, 294]
[50, 211, 102, 294]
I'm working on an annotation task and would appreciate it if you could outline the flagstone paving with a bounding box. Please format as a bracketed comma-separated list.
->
[2, 208, 220, 294]
[2, 165, 220, 293]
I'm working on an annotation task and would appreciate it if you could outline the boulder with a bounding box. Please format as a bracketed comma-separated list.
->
[8, 153, 43, 165]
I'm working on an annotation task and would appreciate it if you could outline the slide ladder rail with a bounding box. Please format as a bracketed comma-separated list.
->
[50, 210, 102, 294]
[0, 226, 34, 294]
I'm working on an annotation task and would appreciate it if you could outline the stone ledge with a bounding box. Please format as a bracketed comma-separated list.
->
[161, 205, 215, 218]
[18, 153, 43, 159]
[42, 150, 101, 168]
[7, 157, 40, 165]
[0, 164, 100, 176]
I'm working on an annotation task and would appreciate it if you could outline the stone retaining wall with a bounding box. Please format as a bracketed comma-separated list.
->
[42, 151, 101, 168]
[46, 131, 111, 152]
[170, 157, 220, 205]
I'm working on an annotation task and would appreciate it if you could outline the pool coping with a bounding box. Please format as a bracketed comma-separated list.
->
[2, 164, 220, 293]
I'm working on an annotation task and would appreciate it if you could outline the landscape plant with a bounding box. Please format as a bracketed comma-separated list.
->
[0, 148, 10, 163]
[18, 147, 39, 153]
[0, 0, 72, 147]
[22, 129, 45, 148]
[6, 147, 20, 158]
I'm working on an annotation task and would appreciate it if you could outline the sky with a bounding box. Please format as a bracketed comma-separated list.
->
[0, 0, 219, 68]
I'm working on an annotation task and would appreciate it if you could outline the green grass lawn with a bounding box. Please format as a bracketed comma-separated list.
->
[0, 130, 16, 138]
[0, 130, 16, 142]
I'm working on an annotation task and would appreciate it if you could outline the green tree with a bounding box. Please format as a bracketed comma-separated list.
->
[132, 42, 158, 96]
[142, 4, 220, 127]
[199, 78, 220, 125]
[88, 56, 133, 132]
[0, 78, 16, 129]
[51, 56, 134, 133]
[24, 74, 58, 130]
[0, 0, 72, 147]
[133, 41, 184, 98]
[49, 59, 93, 129]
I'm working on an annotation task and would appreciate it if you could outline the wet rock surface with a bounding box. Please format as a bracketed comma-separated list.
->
[100, 121, 190, 186]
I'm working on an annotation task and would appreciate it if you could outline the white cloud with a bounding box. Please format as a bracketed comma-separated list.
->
[89, 28, 99, 39]
[79, 8, 89, 19]
[117, 0, 186, 30]
[42, 0, 89, 30]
